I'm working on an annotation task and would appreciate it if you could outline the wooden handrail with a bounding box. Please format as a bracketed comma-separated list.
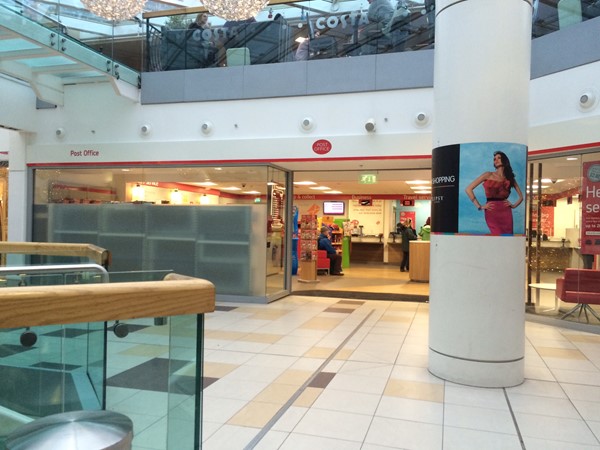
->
[0, 275, 215, 328]
[0, 242, 110, 267]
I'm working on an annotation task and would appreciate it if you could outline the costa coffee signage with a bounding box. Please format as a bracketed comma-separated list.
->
[312, 139, 332, 155]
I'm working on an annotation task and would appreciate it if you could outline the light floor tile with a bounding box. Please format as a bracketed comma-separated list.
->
[253, 383, 300, 404]
[376, 396, 443, 425]
[384, 379, 444, 403]
[304, 346, 335, 358]
[253, 430, 289, 450]
[364, 416, 443, 449]
[202, 424, 260, 450]
[505, 379, 567, 398]
[573, 399, 600, 421]
[293, 386, 322, 407]
[227, 401, 283, 428]
[203, 361, 238, 378]
[278, 432, 362, 450]
[515, 412, 599, 445]
[272, 405, 308, 432]
[443, 426, 522, 450]
[443, 404, 517, 434]
[444, 385, 509, 410]
[522, 436, 600, 450]
[312, 388, 381, 415]
[293, 408, 372, 442]
[202, 397, 247, 423]
[274, 369, 313, 386]
[507, 392, 581, 418]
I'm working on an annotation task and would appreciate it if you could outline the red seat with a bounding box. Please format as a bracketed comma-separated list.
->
[317, 250, 330, 275]
[556, 268, 600, 322]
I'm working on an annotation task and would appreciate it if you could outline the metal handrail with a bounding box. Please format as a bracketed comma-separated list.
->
[0, 264, 109, 283]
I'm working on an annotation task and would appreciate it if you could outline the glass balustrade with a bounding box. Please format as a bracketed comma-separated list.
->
[2, 0, 600, 77]
[0, 264, 207, 449]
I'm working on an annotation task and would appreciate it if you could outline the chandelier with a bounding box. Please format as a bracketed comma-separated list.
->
[202, 0, 269, 21]
[81, 0, 146, 22]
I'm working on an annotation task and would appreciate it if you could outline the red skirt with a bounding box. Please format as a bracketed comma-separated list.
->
[484, 200, 513, 235]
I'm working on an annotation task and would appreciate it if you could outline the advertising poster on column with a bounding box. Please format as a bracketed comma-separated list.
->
[431, 144, 460, 233]
[432, 142, 526, 236]
[581, 161, 600, 255]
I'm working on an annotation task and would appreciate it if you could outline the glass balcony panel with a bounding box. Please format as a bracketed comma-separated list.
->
[0, 267, 207, 448]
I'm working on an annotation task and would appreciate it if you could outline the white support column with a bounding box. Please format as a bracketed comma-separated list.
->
[7, 130, 28, 243]
[429, 0, 532, 387]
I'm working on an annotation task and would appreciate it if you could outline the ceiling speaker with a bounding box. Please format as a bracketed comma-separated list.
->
[415, 112, 429, 126]
[301, 117, 313, 131]
[55, 128, 65, 137]
[140, 124, 151, 135]
[365, 118, 376, 133]
[579, 90, 597, 110]
[201, 121, 213, 135]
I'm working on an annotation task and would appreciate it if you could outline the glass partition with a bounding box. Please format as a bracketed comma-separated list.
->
[527, 150, 600, 325]
[0, 265, 207, 449]
[32, 165, 291, 300]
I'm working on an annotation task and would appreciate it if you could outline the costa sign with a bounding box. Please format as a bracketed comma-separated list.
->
[312, 139, 332, 155]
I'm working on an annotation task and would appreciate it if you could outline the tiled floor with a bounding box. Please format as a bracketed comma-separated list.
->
[199, 292, 600, 450]
[91, 265, 600, 448]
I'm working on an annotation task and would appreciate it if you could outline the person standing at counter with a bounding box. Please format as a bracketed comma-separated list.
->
[400, 220, 417, 272]
[465, 150, 524, 235]
[318, 226, 344, 276]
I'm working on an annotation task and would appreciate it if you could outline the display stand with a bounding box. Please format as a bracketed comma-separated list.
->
[298, 214, 319, 283]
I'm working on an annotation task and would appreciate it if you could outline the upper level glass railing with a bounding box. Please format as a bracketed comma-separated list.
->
[144, 0, 600, 72]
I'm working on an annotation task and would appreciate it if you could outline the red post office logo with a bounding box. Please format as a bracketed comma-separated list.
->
[312, 139, 332, 155]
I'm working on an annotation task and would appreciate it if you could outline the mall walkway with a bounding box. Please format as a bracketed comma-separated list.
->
[197, 294, 600, 449]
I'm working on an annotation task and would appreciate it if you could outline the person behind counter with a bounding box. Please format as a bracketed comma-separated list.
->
[318, 226, 344, 276]
[419, 217, 431, 241]
[400, 220, 417, 272]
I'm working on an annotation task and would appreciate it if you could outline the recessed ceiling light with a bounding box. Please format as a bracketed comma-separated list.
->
[310, 186, 331, 190]
[214, 167, 223, 171]
[221, 186, 241, 191]
[293, 181, 317, 186]
[197, 181, 217, 186]
[406, 180, 429, 185]
[324, 190, 342, 194]
[566, 157, 578, 161]
[243, 190, 261, 194]
[410, 185, 431, 190]
[414, 190, 431, 194]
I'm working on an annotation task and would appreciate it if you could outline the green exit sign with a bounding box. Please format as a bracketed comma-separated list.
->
[359, 174, 377, 184]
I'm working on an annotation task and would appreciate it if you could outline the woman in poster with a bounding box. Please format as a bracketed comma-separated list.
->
[465, 151, 524, 235]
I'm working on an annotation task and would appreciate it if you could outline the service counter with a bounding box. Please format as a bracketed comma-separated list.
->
[409, 241, 430, 282]
[529, 240, 572, 272]
[349, 236, 383, 264]
[387, 242, 403, 264]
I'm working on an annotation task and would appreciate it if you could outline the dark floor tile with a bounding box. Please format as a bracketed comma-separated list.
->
[308, 372, 336, 389]
[43, 328, 91, 338]
[203, 377, 219, 389]
[215, 305, 238, 312]
[32, 362, 80, 371]
[0, 344, 34, 358]
[324, 307, 355, 313]
[337, 300, 365, 305]
[107, 358, 196, 394]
